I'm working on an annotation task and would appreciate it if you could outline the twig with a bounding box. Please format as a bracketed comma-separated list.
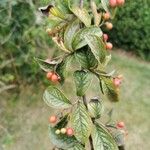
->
[80, 0, 84, 8]
[0, 84, 17, 94]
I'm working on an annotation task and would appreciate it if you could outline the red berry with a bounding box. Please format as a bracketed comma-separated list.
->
[105, 22, 113, 30]
[117, 121, 125, 128]
[113, 78, 122, 87]
[103, 12, 110, 20]
[51, 73, 60, 83]
[103, 34, 109, 41]
[116, 0, 125, 6]
[46, 72, 53, 80]
[49, 115, 57, 124]
[66, 128, 74, 136]
[106, 42, 113, 50]
[109, 0, 117, 7]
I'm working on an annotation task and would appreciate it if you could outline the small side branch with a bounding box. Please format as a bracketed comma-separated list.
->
[80, 0, 84, 8]
[0, 84, 17, 94]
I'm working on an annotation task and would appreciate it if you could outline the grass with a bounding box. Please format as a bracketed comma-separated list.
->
[0, 51, 150, 150]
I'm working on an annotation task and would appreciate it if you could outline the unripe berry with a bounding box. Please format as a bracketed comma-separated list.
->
[103, 12, 110, 20]
[46, 72, 53, 80]
[117, 121, 125, 128]
[60, 128, 67, 134]
[66, 128, 74, 136]
[49, 115, 57, 124]
[103, 34, 109, 41]
[106, 42, 113, 50]
[51, 73, 60, 83]
[109, 0, 117, 7]
[105, 22, 113, 30]
[55, 129, 61, 135]
[116, 0, 125, 6]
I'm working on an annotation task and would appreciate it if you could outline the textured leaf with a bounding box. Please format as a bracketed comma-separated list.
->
[88, 98, 103, 119]
[55, 115, 68, 129]
[34, 57, 58, 72]
[71, 7, 91, 27]
[75, 47, 98, 69]
[71, 102, 93, 144]
[43, 86, 72, 109]
[68, 144, 85, 150]
[101, 0, 109, 12]
[72, 26, 103, 50]
[64, 19, 80, 51]
[85, 35, 107, 64]
[92, 123, 119, 150]
[49, 126, 79, 149]
[112, 130, 125, 146]
[101, 77, 119, 102]
[56, 55, 73, 84]
[74, 70, 92, 96]
[55, 0, 71, 14]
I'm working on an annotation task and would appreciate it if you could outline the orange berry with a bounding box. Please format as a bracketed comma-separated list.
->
[66, 128, 74, 136]
[105, 22, 113, 30]
[103, 12, 110, 20]
[49, 115, 57, 124]
[116, 0, 125, 6]
[106, 42, 113, 50]
[51, 73, 60, 83]
[46, 72, 53, 80]
[109, 0, 117, 7]
[117, 121, 125, 128]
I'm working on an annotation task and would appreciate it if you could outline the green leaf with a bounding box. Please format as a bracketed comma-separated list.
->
[34, 57, 58, 72]
[88, 98, 103, 119]
[72, 26, 103, 50]
[64, 19, 80, 51]
[70, 7, 91, 27]
[55, 115, 68, 129]
[56, 55, 73, 84]
[101, 77, 119, 102]
[85, 35, 107, 64]
[112, 130, 125, 146]
[74, 70, 92, 96]
[75, 46, 98, 69]
[43, 86, 72, 109]
[55, 0, 71, 14]
[92, 123, 119, 150]
[71, 102, 93, 144]
[49, 126, 79, 149]
[68, 144, 85, 150]
[101, 0, 109, 12]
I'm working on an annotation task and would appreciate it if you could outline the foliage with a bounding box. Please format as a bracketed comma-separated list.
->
[36, 0, 126, 149]
[109, 0, 150, 60]
[0, 0, 53, 87]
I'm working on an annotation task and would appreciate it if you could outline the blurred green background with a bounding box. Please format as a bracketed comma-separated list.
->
[0, 0, 150, 150]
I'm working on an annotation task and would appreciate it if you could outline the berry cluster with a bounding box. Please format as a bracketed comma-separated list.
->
[102, 0, 125, 51]
[109, 0, 125, 8]
[49, 115, 74, 136]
